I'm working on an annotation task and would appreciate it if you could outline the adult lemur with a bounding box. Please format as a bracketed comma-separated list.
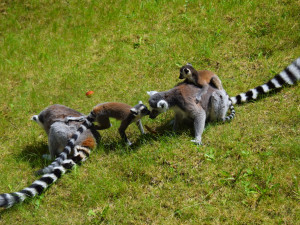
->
[0, 104, 101, 208]
[148, 83, 230, 145]
[31, 104, 101, 161]
[148, 57, 300, 144]
[0, 102, 149, 208]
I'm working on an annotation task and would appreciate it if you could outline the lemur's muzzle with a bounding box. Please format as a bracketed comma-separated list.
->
[149, 110, 160, 119]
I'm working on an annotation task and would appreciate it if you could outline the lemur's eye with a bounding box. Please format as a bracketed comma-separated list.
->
[184, 68, 189, 73]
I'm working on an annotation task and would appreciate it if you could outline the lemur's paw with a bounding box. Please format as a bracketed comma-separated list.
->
[191, 140, 203, 145]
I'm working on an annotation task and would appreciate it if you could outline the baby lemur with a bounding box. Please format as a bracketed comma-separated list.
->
[179, 63, 223, 102]
[67, 101, 150, 146]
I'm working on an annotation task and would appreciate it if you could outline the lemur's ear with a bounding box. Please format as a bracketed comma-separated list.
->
[138, 100, 143, 104]
[187, 63, 192, 66]
[157, 100, 168, 111]
[147, 91, 158, 96]
[130, 108, 138, 115]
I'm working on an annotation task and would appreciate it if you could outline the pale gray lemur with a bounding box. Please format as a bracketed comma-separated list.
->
[148, 82, 233, 145]
[0, 104, 101, 208]
[31, 104, 100, 161]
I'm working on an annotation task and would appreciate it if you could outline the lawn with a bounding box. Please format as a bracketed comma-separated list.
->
[0, 0, 299, 224]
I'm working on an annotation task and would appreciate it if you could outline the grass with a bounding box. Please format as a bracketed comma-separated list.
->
[0, 0, 299, 224]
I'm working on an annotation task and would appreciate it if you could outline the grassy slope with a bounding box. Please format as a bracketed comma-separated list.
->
[0, 0, 299, 224]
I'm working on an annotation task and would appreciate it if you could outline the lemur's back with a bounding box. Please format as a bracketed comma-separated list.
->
[37, 104, 84, 134]
[93, 102, 132, 119]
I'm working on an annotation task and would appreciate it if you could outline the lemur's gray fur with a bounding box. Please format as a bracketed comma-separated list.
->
[148, 82, 231, 145]
[37, 101, 150, 178]
[0, 105, 100, 208]
[31, 104, 100, 161]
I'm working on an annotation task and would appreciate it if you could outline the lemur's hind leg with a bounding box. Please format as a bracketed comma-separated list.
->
[209, 90, 230, 122]
[119, 120, 132, 146]
[210, 76, 223, 90]
[47, 122, 72, 160]
[191, 109, 206, 145]
[94, 116, 112, 130]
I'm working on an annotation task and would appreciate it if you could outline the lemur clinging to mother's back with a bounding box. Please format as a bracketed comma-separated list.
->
[0, 104, 101, 208]
[179, 63, 223, 101]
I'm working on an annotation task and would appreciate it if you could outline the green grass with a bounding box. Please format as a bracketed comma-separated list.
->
[0, 0, 299, 224]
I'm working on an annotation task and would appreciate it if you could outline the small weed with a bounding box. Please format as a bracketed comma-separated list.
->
[87, 206, 109, 224]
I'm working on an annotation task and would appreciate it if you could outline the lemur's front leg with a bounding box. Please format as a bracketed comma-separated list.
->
[136, 120, 145, 134]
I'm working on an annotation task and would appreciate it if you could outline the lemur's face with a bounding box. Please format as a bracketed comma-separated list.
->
[130, 101, 150, 119]
[147, 93, 169, 119]
[179, 64, 195, 80]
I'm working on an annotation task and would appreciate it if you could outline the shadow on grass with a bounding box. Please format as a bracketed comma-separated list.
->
[14, 141, 49, 170]
[94, 117, 230, 155]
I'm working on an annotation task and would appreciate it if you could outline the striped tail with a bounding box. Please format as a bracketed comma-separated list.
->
[230, 57, 300, 105]
[0, 146, 91, 208]
[36, 112, 96, 176]
[224, 100, 235, 121]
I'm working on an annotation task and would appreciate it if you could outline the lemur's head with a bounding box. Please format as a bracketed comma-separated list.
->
[130, 101, 150, 119]
[179, 63, 197, 80]
[147, 91, 169, 119]
[31, 115, 44, 128]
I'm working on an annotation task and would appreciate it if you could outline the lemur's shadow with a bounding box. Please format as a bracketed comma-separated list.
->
[13, 116, 225, 169]
[15, 142, 50, 169]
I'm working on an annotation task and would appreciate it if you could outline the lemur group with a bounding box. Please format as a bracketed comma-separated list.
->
[1, 58, 299, 208]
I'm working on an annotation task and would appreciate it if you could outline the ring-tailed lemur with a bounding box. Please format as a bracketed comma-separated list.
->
[0, 105, 101, 208]
[31, 104, 100, 161]
[148, 82, 231, 145]
[230, 57, 300, 104]
[179, 63, 235, 121]
[37, 101, 150, 176]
